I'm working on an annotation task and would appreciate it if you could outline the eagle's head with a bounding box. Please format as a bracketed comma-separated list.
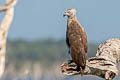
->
[63, 8, 76, 18]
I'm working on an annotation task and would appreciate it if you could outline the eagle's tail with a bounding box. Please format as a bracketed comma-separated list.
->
[77, 53, 86, 76]
[77, 64, 84, 76]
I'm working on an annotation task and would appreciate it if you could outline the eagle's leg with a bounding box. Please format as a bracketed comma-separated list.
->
[67, 48, 71, 61]
[77, 65, 80, 71]
[68, 47, 70, 54]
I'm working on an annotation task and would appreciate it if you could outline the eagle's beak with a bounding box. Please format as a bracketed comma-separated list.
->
[63, 14, 66, 17]
[63, 12, 67, 17]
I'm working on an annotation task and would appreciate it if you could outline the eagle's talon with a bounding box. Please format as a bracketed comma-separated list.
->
[68, 60, 73, 64]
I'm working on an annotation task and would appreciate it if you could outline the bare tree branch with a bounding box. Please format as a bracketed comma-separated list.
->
[61, 38, 120, 80]
[0, 0, 17, 11]
[0, 0, 17, 78]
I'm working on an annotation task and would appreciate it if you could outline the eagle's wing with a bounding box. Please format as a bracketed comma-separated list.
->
[82, 28, 88, 59]
[67, 20, 88, 68]
[66, 35, 70, 54]
[66, 28, 70, 48]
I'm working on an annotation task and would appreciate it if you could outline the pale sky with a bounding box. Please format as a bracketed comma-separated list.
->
[1, 0, 120, 42]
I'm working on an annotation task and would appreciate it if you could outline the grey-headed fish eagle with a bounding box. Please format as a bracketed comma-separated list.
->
[64, 8, 88, 76]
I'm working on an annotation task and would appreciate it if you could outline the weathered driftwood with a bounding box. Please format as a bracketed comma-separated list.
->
[61, 38, 120, 80]
[0, 0, 17, 78]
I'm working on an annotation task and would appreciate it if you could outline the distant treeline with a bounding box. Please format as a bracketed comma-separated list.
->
[6, 39, 98, 69]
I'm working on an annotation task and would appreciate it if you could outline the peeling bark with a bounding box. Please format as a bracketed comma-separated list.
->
[0, 0, 17, 78]
[61, 38, 120, 80]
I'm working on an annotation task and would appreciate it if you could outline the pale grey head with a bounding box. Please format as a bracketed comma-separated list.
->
[63, 8, 76, 18]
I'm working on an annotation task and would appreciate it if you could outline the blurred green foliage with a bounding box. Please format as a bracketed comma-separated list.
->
[6, 39, 98, 69]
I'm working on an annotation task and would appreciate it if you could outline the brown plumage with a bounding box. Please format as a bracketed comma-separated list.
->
[64, 8, 88, 76]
